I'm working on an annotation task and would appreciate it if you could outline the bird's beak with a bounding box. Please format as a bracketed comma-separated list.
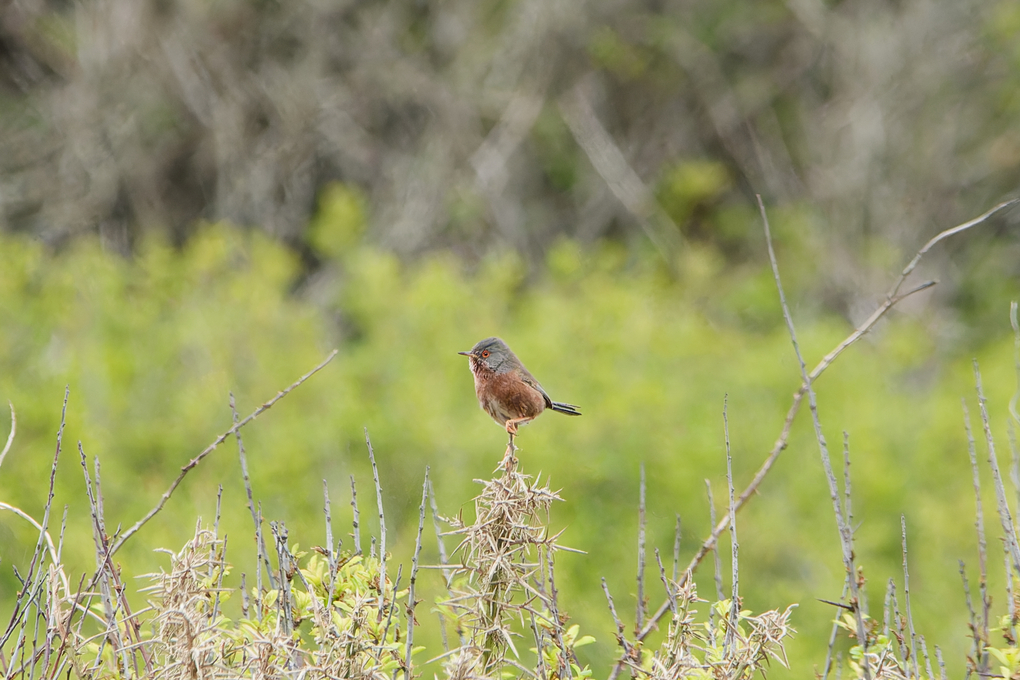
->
[458, 351, 474, 357]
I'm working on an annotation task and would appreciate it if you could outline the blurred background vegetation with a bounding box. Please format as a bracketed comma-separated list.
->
[1, 0, 1019, 677]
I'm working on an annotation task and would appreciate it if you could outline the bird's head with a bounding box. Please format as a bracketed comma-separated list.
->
[458, 337, 513, 373]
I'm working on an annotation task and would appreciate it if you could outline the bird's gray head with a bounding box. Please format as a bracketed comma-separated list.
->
[458, 337, 515, 373]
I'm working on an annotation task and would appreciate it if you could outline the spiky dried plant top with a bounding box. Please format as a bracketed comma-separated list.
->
[438, 455, 586, 680]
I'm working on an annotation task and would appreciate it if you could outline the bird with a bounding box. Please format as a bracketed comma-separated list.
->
[458, 337, 581, 443]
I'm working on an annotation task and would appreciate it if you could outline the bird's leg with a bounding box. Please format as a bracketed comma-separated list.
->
[502, 433, 515, 467]
[503, 422, 520, 471]
[505, 417, 533, 435]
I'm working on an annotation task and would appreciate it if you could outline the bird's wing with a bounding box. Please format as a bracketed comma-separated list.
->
[519, 371, 554, 409]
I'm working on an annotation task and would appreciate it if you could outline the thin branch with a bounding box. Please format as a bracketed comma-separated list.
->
[759, 196, 870, 680]
[428, 478, 456, 650]
[365, 428, 388, 621]
[382, 565, 402, 647]
[920, 635, 935, 680]
[231, 391, 276, 589]
[602, 577, 632, 659]
[0, 402, 15, 470]
[0, 387, 67, 651]
[672, 514, 682, 585]
[545, 554, 573, 680]
[974, 360, 1020, 576]
[705, 481, 724, 603]
[110, 350, 338, 555]
[822, 575, 851, 680]
[724, 395, 739, 656]
[254, 502, 265, 621]
[958, 561, 977, 676]
[963, 400, 990, 671]
[324, 479, 339, 608]
[405, 468, 429, 680]
[530, 608, 548, 680]
[635, 463, 647, 635]
[351, 475, 362, 555]
[654, 549, 676, 617]
[901, 516, 918, 678]
[615, 200, 1014, 662]
[1010, 301, 1020, 430]
[240, 572, 249, 618]
[891, 200, 1019, 299]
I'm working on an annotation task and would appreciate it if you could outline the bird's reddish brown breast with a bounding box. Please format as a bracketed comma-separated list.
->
[478, 370, 547, 424]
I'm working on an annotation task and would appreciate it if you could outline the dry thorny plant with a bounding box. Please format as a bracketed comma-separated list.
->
[2, 200, 1019, 680]
[0, 397, 798, 680]
[436, 455, 592, 680]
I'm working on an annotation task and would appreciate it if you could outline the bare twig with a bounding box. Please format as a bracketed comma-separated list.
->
[365, 428, 388, 621]
[324, 479, 340, 608]
[759, 197, 870, 680]
[254, 502, 266, 619]
[232, 391, 276, 590]
[0, 401, 15, 470]
[406, 468, 429, 680]
[920, 634, 934, 680]
[0, 504, 62, 583]
[1008, 531, 1019, 651]
[545, 554, 573, 680]
[963, 400, 990, 672]
[212, 486, 226, 621]
[901, 516, 918, 678]
[655, 549, 676, 616]
[706, 481, 724, 603]
[602, 577, 632, 659]
[1012, 422, 1020, 571]
[724, 395, 739, 656]
[531, 608, 548, 680]
[351, 474, 362, 555]
[428, 478, 456, 651]
[822, 576, 851, 680]
[81, 449, 131, 677]
[614, 200, 1015, 665]
[110, 350, 338, 556]
[1010, 301, 1020, 429]
[382, 564, 403, 649]
[240, 572, 249, 618]
[672, 514, 682, 585]
[635, 462, 647, 635]
[974, 360, 1020, 576]
[959, 561, 978, 680]
[323, 480, 334, 554]
[270, 521, 296, 637]
[892, 200, 1019, 298]
[891, 579, 908, 668]
[0, 387, 67, 651]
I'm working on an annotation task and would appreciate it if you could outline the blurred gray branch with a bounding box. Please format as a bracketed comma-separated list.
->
[0, 0, 1015, 291]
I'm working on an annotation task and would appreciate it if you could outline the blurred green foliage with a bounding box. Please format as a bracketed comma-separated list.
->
[588, 27, 653, 81]
[307, 184, 368, 261]
[657, 160, 731, 225]
[0, 195, 1017, 679]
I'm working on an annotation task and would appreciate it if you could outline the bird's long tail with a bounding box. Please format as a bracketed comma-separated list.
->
[550, 402, 582, 416]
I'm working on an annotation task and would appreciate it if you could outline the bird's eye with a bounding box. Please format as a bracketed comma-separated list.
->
[481, 349, 490, 358]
